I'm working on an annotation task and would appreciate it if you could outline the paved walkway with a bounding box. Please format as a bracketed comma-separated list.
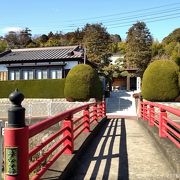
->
[67, 91, 175, 179]
[106, 90, 137, 118]
[69, 118, 175, 180]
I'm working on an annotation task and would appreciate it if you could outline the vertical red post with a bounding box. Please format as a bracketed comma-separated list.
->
[102, 99, 106, 117]
[147, 105, 150, 121]
[4, 127, 29, 180]
[4, 90, 29, 180]
[63, 115, 74, 154]
[159, 108, 167, 138]
[93, 104, 98, 124]
[140, 102, 143, 119]
[149, 105, 154, 126]
[83, 107, 90, 132]
[98, 102, 103, 119]
[143, 104, 148, 120]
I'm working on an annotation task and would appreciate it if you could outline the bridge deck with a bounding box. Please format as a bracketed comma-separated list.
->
[68, 118, 175, 180]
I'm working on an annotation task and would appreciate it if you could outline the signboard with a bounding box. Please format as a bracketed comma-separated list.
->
[137, 77, 141, 92]
[5, 147, 18, 175]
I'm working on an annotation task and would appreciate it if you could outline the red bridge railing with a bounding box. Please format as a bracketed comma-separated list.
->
[4, 90, 106, 180]
[140, 101, 180, 148]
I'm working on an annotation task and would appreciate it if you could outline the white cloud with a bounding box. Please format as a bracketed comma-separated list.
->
[2, 27, 23, 34]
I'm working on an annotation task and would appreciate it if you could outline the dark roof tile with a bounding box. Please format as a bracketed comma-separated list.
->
[0, 46, 83, 63]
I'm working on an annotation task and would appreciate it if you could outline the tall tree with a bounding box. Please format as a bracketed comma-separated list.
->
[5, 31, 19, 48]
[111, 34, 121, 43]
[19, 28, 32, 47]
[5, 28, 32, 48]
[82, 23, 112, 66]
[162, 28, 180, 65]
[125, 21, 152, 77]
[162, 28, 180, 44]
[151, 40, 165, 59]
[0, 39, 8, 52]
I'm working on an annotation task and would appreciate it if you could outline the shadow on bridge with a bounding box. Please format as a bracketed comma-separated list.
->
[107, 98, 132, 113]
[68, 118, 129, 180]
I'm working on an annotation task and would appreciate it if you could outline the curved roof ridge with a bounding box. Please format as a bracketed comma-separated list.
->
[12, 45, 79, 52]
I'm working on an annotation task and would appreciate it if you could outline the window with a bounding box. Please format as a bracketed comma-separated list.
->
[10, 71, 15, 80]
[23, 71, 28, 80]
[29, 71, 33, 80]
[23, 70, 34, 80]
[15, 71, 20, 80]
[36, 70, 42, 79]
[57, 70, 62, 79]
[9, 70, 20, 80]
[42, 70, 47, 79]
[50, 69, 62, 79]
[51, 70, 56, 79]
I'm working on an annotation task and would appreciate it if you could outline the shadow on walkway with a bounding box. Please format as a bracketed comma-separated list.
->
[68, 118, 129, 180]
[106, 98, 132, 113]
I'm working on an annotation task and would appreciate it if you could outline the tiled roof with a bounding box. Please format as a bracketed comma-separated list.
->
[0, 46, 84, 63]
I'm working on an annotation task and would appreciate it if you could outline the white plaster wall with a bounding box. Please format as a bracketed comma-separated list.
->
[0, 65, 7, 71]
[65, 61, 78, 69]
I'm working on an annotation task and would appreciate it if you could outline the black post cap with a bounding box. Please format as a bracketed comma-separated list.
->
[9, 88, 24, 106]
[8, 89, 25, 128]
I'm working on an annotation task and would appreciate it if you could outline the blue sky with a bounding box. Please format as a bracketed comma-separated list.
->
[0, 0, 180, 41]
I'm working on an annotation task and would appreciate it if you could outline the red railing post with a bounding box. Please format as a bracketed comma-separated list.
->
[98, 102, 103, 119]
[102, 99, 106, 117]
[4, 90, 29, 180]
[149, 105, 154, 126]
[159, 108, 167, 138]
[140, 102, 143, 119]
[63, 115, 74, 154]
[93, 104, 98, 124]
[83, 107, 90, 132]
[143, 104, 148, 120]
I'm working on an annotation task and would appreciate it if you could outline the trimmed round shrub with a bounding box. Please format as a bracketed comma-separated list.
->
[64, 64, 103, 101]
[142, 60, 179, 101]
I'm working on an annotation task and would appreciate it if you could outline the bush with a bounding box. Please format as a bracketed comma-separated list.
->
[64, 64, 103, 101]
[0, 79, 65, 98]
[142, 60, 179, 101]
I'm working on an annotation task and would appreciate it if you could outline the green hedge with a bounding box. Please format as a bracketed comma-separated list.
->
[64, 64, 103, 101]
[142, 60, 179, 101]
[0, 79, 65, 98]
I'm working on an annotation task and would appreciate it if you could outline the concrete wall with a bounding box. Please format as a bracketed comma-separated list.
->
[0, 98, 95, 119]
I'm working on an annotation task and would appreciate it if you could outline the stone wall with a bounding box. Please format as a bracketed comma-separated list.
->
[0, 98, 95, 119]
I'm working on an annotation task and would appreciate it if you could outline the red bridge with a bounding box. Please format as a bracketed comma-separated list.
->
[2, 90, 180, 179]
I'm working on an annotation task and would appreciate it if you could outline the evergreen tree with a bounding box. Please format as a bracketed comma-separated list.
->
[82, 23, 112, 66]
[19, 28, 32, 47]
[0, 39, 8, 52]
[125, 21, 152, 77]
[162, 28, 180, 44]
[5, 31, 19, 48]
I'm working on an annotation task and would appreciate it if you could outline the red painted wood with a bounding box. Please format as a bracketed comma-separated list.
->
[93, 104, 98, 124]
[149, 105, 154, 126]
[29, 126, 66, 158]
[83, 107, 90, 133]
[4, 127, 29, 180]
[159, 110, 167, 138]
[29, 136, 66, 173]
[4, 101, 105, 179]
[63, 116, 74, 154]
[141, 101, 180, 148]
[29, 103, 95, 138]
